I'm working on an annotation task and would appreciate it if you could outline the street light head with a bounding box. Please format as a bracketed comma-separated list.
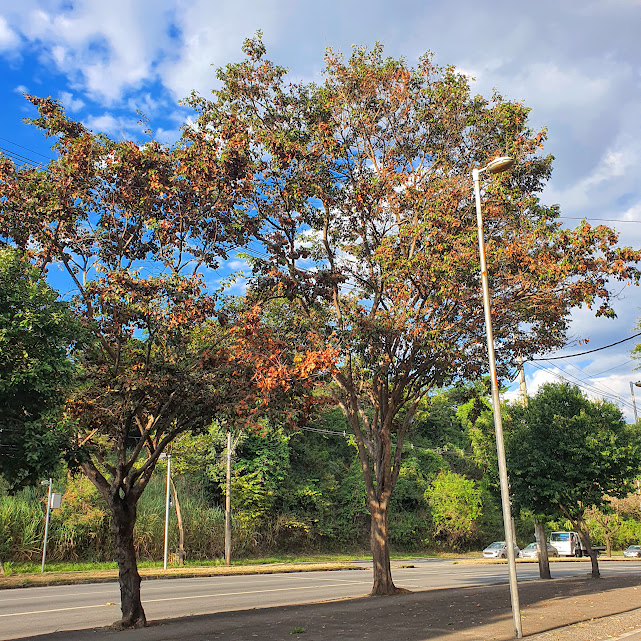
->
[485, 156, 515, 175]
[40, 480, 49, 486]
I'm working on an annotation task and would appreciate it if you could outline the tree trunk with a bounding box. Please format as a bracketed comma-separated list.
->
[534, 520, 551, 579]
[575, 521, 600, 579]
[110, 497, 146, 628]
[369, 499, 397, 595]
[170, 478, 185, 565]
[606, 536, 612, 558]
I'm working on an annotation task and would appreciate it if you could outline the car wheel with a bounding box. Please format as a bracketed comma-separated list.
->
[575, 549, 582, 558]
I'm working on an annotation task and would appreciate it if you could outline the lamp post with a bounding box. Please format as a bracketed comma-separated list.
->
[473, 156, 522, 639]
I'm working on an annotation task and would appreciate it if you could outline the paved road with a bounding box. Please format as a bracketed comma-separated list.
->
[2, 559, 640, 640]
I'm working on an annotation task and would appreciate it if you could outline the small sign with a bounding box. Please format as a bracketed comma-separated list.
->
[50, 493, 62, 509]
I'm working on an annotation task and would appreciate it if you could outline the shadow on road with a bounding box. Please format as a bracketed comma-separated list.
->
[15, 573, 641, 641]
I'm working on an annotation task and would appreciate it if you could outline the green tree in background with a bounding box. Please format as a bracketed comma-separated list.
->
[0, 248, 78, 489]
[506, 383, 641, 578]
[426, 470, 482, 549]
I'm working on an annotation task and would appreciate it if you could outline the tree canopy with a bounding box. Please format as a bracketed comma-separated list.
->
[0, 247, 78, 489]
[506, 382, 641, 577]
[195, 37, 641, 594]
[0, 96, 334, 626]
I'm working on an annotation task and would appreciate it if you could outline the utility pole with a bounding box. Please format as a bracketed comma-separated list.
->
[517, 357, 551, 580]
[630, 382, 640, 424]
[225, 430, 232, 566]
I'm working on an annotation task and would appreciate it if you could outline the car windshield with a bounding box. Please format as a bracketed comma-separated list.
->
[524, 543, 536, 550]
[551, 533, 569, 541]
[488, 542, 504, 549]
[628, 545, 641, 550]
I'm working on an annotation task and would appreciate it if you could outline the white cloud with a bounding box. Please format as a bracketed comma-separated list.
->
[226, 258, 251, 272]
[58, 90, 84, 112]
[82, 112, 139, 138]
[2, 0, 175, 102]
[0, 14, 19, 50]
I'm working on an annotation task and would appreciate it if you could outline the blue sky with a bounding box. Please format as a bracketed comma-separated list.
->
[1, 0, 641, 418]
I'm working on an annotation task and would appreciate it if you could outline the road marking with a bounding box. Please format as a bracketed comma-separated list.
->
[0, 581, 372, 618]
[0, 587, 119, 604]
[0, 603, 116, 618]
[141, 581, 373, 605]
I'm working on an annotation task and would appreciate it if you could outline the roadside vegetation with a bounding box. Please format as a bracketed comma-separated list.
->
[3, 395, 641, 573]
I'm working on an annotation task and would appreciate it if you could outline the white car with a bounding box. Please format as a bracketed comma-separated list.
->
[519, 542, 560, 558]
[483, 541, 520, 559]
[623, 545, 641, 558]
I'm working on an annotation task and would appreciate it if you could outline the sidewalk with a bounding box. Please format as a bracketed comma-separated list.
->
[18, 572, 641, 641]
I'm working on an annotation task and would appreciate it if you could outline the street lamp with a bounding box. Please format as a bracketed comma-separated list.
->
[473, 156, 522, 639]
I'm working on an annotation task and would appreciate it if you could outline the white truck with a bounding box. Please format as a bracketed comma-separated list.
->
[549, 531, 586, 557]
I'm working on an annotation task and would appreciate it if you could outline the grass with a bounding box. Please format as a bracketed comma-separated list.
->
[1, 550, 446, 578]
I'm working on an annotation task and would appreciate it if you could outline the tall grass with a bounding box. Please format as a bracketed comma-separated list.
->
[7, 474, 637, 565]
[0, 487, 44, 561]
[0, 476, 271, 564]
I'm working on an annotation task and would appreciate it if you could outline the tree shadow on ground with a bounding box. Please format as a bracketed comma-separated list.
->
[22, 573, 641, 641]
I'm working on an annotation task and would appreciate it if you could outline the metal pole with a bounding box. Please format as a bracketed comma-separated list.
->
[630, 382, 638, 424]
[473, 168, 522, 638]
[163, 455, 171, 570]
[225, 430, 232, 566]
[41, 478, 52, 573]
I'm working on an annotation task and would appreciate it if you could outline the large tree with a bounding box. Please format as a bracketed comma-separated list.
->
[194, 38, 641, 594]
[506, 383, 641, 579]
[0, 247, 78, 489]
[0, 97, 334, 626]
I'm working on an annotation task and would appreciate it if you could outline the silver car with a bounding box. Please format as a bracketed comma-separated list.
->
[623, 545, 641, 558]
[519, 542, 560, 558]
[483, 541, 520, 559]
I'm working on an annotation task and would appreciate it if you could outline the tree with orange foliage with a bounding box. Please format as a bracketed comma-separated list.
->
[0, 97, 335, 627]
[195, 37, 641, 595]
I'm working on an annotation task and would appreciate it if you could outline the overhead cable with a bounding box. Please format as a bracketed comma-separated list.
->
[530, 332, 641, 361]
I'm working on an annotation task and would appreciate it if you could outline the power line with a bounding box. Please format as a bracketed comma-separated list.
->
[0, 136, 54, 161]
[589, 359, 635, 377]
[558, 216, 641, 224]
[530, 333, 641, 361]
[529, 361, 635, 410]
[563, 358, 631, 405]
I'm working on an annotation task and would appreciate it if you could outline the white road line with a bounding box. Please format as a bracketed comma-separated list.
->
[0, 587, 118, 604]
[0, 580, 372, 618]
[142, 581, 372, 605]
[0, 603, 116, 618]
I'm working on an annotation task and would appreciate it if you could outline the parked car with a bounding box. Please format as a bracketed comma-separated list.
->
[519, 542, 560, 559]
[549, 531, 586, 557]
[623, 545, 641, 558]
[483, 541, 520, 559]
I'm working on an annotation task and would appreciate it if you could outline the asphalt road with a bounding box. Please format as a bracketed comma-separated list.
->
[2, 559, 640, 640]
